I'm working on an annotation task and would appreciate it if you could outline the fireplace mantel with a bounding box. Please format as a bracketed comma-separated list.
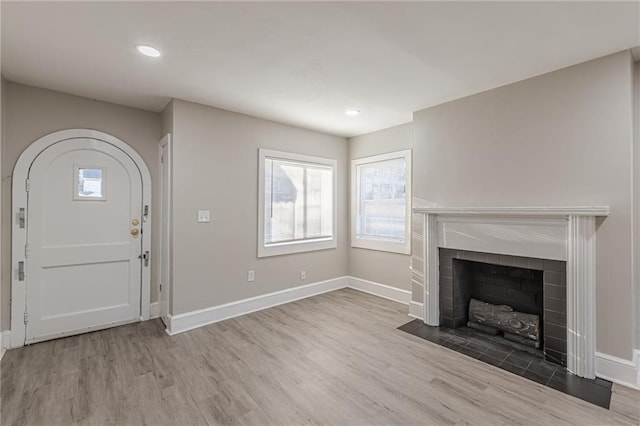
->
[410, 206, 610, 379]
[413, 206, 610, 217]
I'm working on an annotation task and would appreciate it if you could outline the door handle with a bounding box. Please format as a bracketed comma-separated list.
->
[131, 228, 139, 236]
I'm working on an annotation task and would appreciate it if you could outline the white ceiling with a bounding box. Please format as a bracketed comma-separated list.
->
[2, 1, 639, 138]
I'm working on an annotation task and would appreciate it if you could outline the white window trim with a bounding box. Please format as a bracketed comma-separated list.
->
[351, 149, 412, 254]
[258, 149, 338, 257]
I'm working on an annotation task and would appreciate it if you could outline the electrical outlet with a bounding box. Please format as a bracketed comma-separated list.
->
[248, 270, 255, 282]
[300, 270, 306, 281]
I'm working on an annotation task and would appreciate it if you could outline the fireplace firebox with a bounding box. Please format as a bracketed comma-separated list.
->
[439, 248, 567, 366]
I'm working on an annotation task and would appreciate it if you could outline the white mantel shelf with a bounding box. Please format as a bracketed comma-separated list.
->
[412, 206, 610, 217]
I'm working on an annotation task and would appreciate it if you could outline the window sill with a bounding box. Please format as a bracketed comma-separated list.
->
[258, 239, 337, 258]
[351, 237, 411, 255]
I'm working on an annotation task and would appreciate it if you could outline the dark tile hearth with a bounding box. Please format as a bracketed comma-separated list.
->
[398, 319, 612, 409]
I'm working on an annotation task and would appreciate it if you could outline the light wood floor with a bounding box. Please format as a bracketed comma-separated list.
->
[1, 288, 639, 425]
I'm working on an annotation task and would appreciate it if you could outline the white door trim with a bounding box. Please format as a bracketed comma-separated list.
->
[158, 134, 172, 325]
[11, 129, 152, 348]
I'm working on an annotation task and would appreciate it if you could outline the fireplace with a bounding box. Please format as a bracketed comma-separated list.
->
[410, 206, 609, 378]
[438, 248, 567, 366]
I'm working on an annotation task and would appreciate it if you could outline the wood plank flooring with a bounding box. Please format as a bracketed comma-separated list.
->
[1, 288, 639, 425]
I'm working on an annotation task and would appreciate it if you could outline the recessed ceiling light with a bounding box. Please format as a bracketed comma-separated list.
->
[345, 109, 360, 116]
[136, 44, 161, 58]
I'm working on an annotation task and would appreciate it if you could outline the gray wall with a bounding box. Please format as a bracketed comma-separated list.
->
[1, 82, 161, 330]
[161, 99, 174, 138]
[413, 51, 635, 359]
[168, 99, 349, 315]
[348, 123, 413, 291]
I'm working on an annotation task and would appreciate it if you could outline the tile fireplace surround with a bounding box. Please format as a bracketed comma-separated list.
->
[410, 206, 610, 379]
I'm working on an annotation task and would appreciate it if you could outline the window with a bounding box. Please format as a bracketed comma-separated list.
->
[74, 166, 106, 200]
[351, 150, 411, 254]
[258, 149, 337, 257]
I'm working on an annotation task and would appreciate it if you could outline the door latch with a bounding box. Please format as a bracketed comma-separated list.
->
[141, 251, 150, 267]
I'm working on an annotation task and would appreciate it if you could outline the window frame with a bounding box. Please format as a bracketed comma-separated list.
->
[351, 149, 412, 254]
[258, 149, 338, 258]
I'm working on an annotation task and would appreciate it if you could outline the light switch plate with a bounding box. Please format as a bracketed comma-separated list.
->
[197, 210, 211, 223]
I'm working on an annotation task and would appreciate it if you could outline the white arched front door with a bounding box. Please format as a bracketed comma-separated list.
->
[12, 130, 152, 346]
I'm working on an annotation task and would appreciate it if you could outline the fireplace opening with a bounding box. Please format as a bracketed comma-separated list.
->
[439, 249, 567, 366]
[451, 259, 544, 351]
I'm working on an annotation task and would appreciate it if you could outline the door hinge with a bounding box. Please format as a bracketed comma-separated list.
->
[18, 208, 26, 228]
[25, 179, 30, 192]
[18, 261, 25, 281]
[161, 154, 164, 164]
[160, 283, 162, 292]
[24, 244, 29, 258]
[23, 310, 29, 325]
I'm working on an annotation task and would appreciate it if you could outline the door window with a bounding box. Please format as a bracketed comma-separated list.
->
[74, 166, 106, 200]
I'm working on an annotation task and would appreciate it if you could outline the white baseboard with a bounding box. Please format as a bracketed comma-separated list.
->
[149, 302, 160, 319]
[10, 328, 23, 349]
[634, 349, 640, 389]
[595, 352, 640, 390]
[409, 301, 424, 319]
[166, 276, 413, 336]
[1, 331, 11, 361]
[166, 276, 349, 335]
[347, 277, 411, 305]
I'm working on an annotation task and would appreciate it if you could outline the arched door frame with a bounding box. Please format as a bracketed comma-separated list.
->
[11, 129, 152, 348]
